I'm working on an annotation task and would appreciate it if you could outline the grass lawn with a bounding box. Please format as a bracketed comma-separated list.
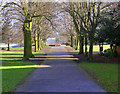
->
[69, 45, 110, 53]
[1, 50, 45, 61]
[10, 47, 24, 50]
[4, 46, 35, 51]
[1, 61, 39, 92]
[79, 62, 119, 93]
[0, 46, 45, 92]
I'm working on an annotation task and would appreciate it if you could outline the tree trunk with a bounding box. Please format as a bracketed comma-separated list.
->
[7, 39, 10, 51]
[79, 36, 84, 54]
[99, 43, 103, 54]
[75, 36, 79, 50]
[44, 40, 46, 47]
[43, 39, 46, 47]
[23, 21, 33, 60]
[88, 32, 94, 60]
[34, 31, 38, 52]
[85, 33, 88, 56]
[37, 33, 40, 50]
[70, 36, 73, 47]
[39, 38, 42, 50]
[41, 39, 44, 49]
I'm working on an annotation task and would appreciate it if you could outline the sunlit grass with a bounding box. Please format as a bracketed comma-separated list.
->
[79, 62, 118, 93]
[7, 46, 35, 51]
[1, 47, 46, 92]
[10, 47, 24, 50]
[2, 62, 39, 92]
[1, 65, 51, 69]
[70, 45, 110, 53]
[1, 51, 23, 61]
[0, 50, 45, 61]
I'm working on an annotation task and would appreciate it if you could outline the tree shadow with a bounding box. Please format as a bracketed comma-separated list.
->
[2, 57, 23, 58]
[2, 54, 23, 55]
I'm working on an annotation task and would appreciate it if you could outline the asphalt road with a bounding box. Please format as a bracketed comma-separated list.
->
[14, 46, 106, 93]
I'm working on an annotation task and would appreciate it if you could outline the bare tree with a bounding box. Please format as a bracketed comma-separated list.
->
[2, 1, 56, 60]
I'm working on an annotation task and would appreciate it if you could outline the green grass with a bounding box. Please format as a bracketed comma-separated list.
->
[79, 62, 119, 93]
[1, 61, 39, 92]
[10, 47, 24, 50]
[0, 47, 45, 92]
[70, 45, 110, 53]
[4, 46, 35, 51]
[0, 50, 45, 61]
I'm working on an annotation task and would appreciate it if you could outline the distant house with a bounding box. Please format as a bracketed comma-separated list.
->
[46, 38, 56, 46]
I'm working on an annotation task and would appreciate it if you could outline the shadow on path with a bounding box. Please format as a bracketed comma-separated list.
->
[14, 46, 107, 93]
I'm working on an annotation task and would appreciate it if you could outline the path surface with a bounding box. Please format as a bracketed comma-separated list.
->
[15, 46, 106, 92]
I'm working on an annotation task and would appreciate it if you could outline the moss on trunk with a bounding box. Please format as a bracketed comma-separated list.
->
[37, 33, 40, 50]
[41, 39, 44, 49]
[39, 39, 42, 50]
[34, 31, 38, 52]
[85, 33, 88, 56]
[43, 39, 46, 47]
[23, 21, 33, 60]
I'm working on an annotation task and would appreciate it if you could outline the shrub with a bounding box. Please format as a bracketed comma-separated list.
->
[104, 48, 118, 57]
[112, 50, 118, 57]
[2, 47, 6, 50]
[104, 49, 112, 57]
[99, 52, 104, 56]
[104, 49, 111, 53]
[104, 51, 112, 57]
[62, 43, 66, 45]
[66, 42, 70, 45]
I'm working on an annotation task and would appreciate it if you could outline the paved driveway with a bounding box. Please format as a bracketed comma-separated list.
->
[15, 46, 106, 93]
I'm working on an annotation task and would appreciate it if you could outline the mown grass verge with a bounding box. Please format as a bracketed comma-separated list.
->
[0, 47, 45, 92]
[1, 61, 39, 92]
[70, 45, 110, 53]
[1, 50, 45, 61]
[79, 62, 119, 93]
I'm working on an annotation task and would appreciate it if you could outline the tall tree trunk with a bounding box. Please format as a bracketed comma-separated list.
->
[44, 39, 46, 47]
[34, 31, 38, 52]
[88, 32, 94, 60]
[72, 16, 80, 49]
[70, 36, 73, 47]
[75, 36, 79, 50]
[85, 33, 88, 56]
[41, 39, 44, 49]
[37, 33, 40, 50]
[7, 38, 10, 51]
[39, 38, 42, 50]
[79, 36, 84, 54]
[23, 21, 33, 60]
[43, 39, 46, 47]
